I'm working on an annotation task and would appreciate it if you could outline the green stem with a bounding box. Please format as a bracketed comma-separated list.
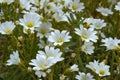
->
[30, 72, 37, 80]
[48, 66, 54, 80]
[110, 50, 115, 78]
[96, 77, 101, 80]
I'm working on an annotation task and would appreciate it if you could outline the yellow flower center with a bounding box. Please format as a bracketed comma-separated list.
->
[57, 38, 63, 43]
[41, 29, 46, 35]
[72, 5, 77, 10]
[5, 28, 12, 34]
[46, 5, 51, 10]
[84, 22, 90, 28]
[60, 0, 65, 5]
[99, 70, 105, 75]
[81, 34, 87, 40]
[26, 21, 34, 28]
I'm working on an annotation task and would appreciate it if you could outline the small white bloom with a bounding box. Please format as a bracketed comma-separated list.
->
[83, 18, 95, 24]
[6, 51, 21, 66]
[60, 0, 72, 7]
[91, 19, 106, 29]
[29, 7, 38, 13]
[108, 0, 116, 4]
[0, 0, 14, 4]
[75, 72, 95, 80]
[70, 64, 79, 72]
[43, 2, 58, 13]
[100, 32, 106, 38]
[38, 39, 53, 49]
[35, 69, 51, 78]
[52, 12, 68, 22]
[35, 70, 47, 78]
[83, 17, 95, 27]
[66, 12, 77, 23]
[38, 46, 64, 64]
[96, 7, 113, 16]
[19, 12, 41, 33]
[101, 37, 120, 50]
[69, 0, 85, 12]
[75, 25, 98, 42]
[38, 39, 46, 48]
[86, 60, 99, 71]
[115, 2, 120, 11]
[29, 46, 64, 78]
[81, 42, 95, 55]
[86, 60, 110, 77]
[29, 54, 54, 71]
[96, 62, 110, 76]
[0, 21, 15, 35]
[48, 30, 71, 46]
[35, 22, 52, 38]
[20, 0, 31, 10]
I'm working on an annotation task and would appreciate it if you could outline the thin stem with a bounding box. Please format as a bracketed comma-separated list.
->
[48, 66, 54, 80]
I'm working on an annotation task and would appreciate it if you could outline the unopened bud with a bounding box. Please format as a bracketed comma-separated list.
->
[71, 53, 76, 58]
[28, 67, 33, 73]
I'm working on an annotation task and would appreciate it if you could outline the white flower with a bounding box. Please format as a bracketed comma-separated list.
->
[0, 21, 15, 35]
[66, 12, 77, 23]
[29, 7, 38, 13]
[38, 39, 46, 48]
[70, 64, 79, 72]
[61, 0, 72, 7]
[96, 7, 113, 16]
[86, 60, 110, 77]
[43, 2, 58, 13]
[19, 12, 41, 33]
[20, 0, 31, 10]
[0, 0, 14, 4]
[115, 2, 120, 11]
[96, 62, 110, 77]
[81, 42, 95, 55]
[75, 25, 98, 42]
[101, 37, 120, 50]
[48, 30, 71, 46]
[35, 22, 52, 38]
[69, 0, 85, 12]
[100, 31, 106, 38]
[83, 18, 95, 27]
[38, 46, 64, 63]
[52, 12, 68, 22]
[86, 60, 99, 71]
[29, 46, 64, 78]
[108, 0, 116, 4]
[35, 70, 46, 78]
[6, 51, 21, 66]
[35, 69, 51, 78]
[91, 19, 106, 29]
[29, 54, 54, 71]
[75, 72, 95, 80]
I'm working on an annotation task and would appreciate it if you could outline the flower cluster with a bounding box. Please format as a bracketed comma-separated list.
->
[29, 46, 64, 78]
[86, 60, 110, 77]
